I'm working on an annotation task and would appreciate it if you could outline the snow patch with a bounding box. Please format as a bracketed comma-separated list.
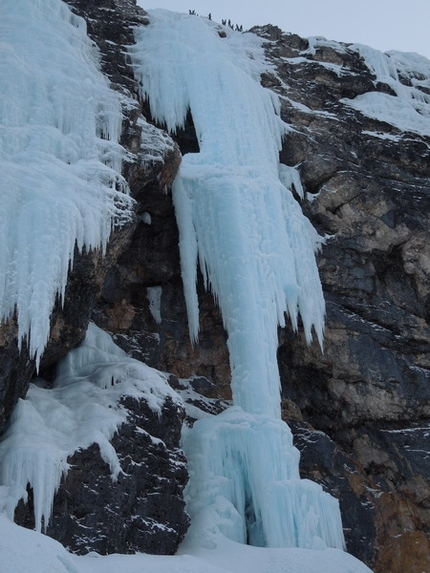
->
[0, 512, 374, 573]
[343, 45, 430, 137]
[362, 130, 401, 141]
[138, 116, 176, 166]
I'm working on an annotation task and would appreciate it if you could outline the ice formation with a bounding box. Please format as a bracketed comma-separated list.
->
[0, 323, 179, 533]
[132, 10, 344, 551]
[0, 0, 132, 366]
[182, 408, 344, 549]
[132, 11, 325, 418]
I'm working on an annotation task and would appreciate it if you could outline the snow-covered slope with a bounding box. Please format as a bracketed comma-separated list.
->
[0, 512, 373, 573]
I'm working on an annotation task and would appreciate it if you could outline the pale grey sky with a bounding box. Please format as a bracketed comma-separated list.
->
[138, 0, 430, 58]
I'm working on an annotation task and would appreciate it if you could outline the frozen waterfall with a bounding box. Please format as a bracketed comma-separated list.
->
[0, 0, 132, 366]
[132, 10, 325, 418]
[132, 10, 344, 550]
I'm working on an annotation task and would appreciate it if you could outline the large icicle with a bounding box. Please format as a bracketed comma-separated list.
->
[0, 0, 133, 366]
[132, 11, 324, 418]
[132, 10, 343, 551]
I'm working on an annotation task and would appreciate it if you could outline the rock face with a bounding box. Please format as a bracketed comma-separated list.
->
[255, 25, 430, 573]
[1, 5, 430, 572]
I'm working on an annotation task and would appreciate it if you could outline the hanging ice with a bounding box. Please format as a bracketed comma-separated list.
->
[132, 11, 325, 418]
[0, 0, 133, 366]
[132, 10, 343, 552]
[0, 323, 179, 533]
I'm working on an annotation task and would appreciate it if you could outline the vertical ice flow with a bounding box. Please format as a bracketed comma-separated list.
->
[0, 0, 132, 367]
[132, 11, 325, 418]
[133, 10, 342, 550]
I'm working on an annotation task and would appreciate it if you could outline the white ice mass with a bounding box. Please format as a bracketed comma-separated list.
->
[0, 3, 379, 572]
[0, 0, 132, 366]
[132, 9, 325, 418]
[132, 9, 343, 552]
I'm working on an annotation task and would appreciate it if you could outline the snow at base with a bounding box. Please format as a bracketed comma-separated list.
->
[0, 323, 178, 533]
[0, 0, 133, 366]
[0, 513, 374, 573]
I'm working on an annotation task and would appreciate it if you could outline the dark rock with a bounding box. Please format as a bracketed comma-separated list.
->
[15, 394, 189, 555]
[0, 323, 34, 434]
[290, 418, 430, 573]
[290, 420, 378, 564]
[66, 0, 148, 91]
[257, 25, 430, 572]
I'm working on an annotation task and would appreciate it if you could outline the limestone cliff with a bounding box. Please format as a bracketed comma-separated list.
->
[0, 3, 429, 572]
[259, 26, 430, 573]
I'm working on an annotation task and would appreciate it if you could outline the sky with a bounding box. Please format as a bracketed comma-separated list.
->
[139, 0, 430, 59]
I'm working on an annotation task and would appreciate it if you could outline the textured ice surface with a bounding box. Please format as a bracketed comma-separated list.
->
[132, 10, 325, 417]
[0, 323, 178, 532]
[0, 0, 132, 365]
[131, 11, 345, 552]
[183, 407, 344, 550]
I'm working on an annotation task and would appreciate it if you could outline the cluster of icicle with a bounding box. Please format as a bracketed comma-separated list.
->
[132, 10, 345, 551]
[0, 0, 132, 366]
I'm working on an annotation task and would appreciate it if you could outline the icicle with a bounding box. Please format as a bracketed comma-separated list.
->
[0, 0, 133, 366]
